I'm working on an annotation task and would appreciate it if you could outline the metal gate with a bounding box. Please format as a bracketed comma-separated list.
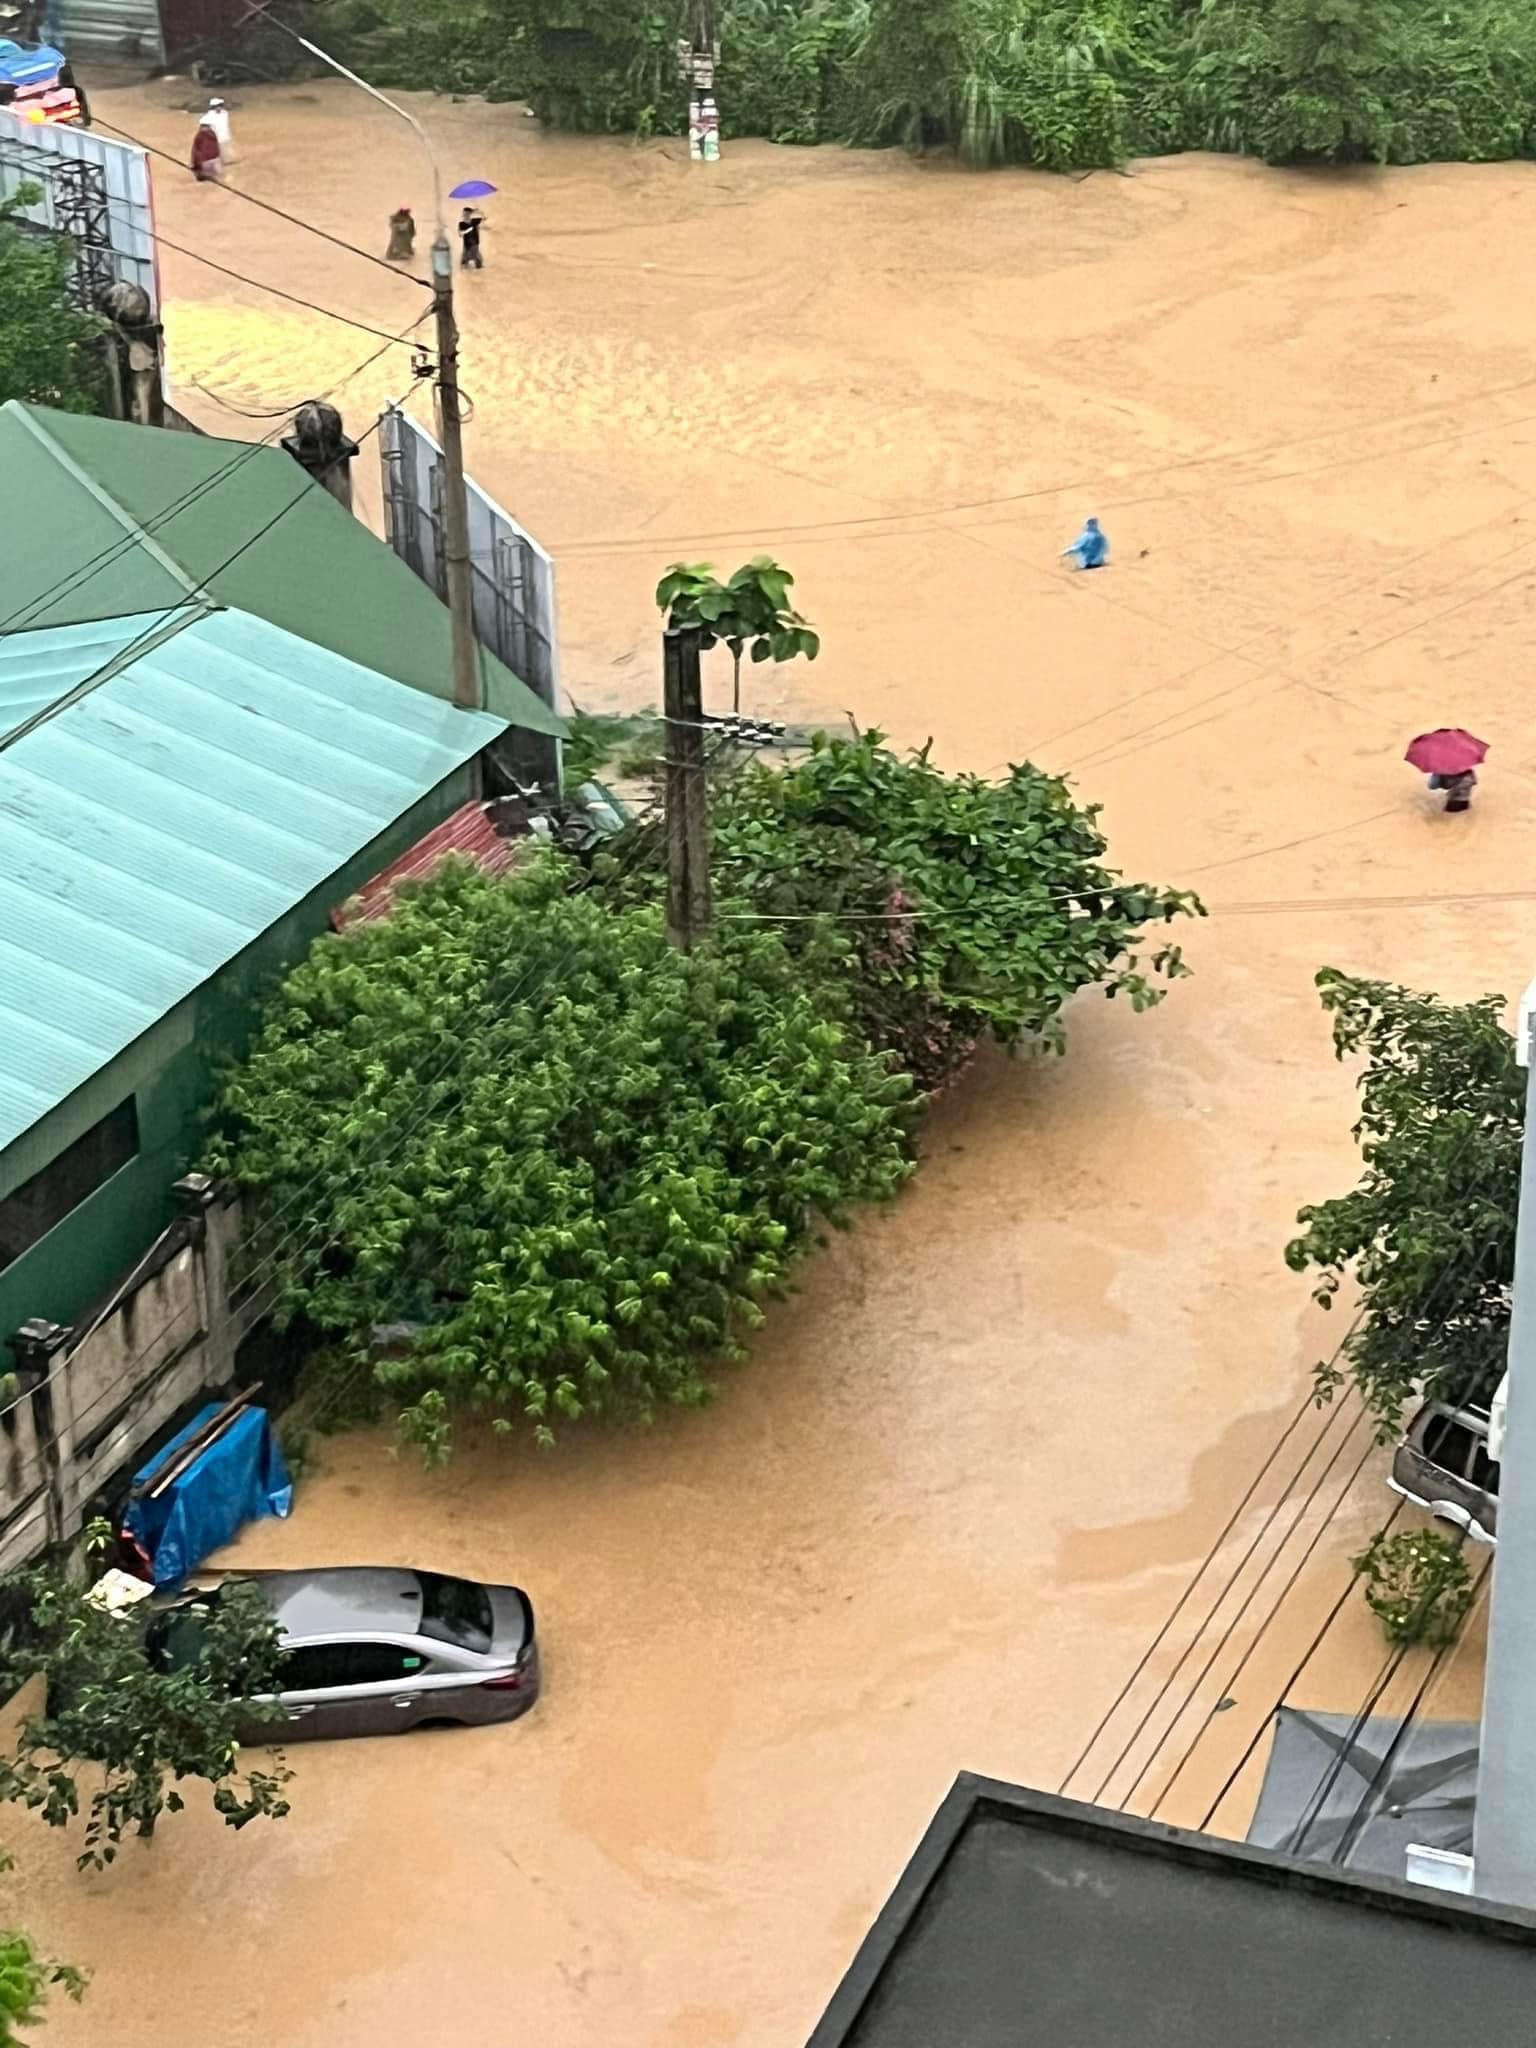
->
[0, 108, 158, 311]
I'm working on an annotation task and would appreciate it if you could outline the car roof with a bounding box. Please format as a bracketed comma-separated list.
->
[244, 1567, 425, 1639]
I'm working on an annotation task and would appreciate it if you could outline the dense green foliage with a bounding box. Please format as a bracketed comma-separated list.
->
[696, 730, 1200, 1088]
[0, 1573, 290, 1870]
[215, 857, 914, 1454]
[1354, 1526, 1475, 1646]
[363, 0, 1536, 167]
[0, 188, 106, 413]
[0, 1918, 84, 2048]
[1285, 970, 1519, 1431]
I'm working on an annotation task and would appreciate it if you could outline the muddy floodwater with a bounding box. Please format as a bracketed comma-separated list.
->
[18, 76, 1534, 2044]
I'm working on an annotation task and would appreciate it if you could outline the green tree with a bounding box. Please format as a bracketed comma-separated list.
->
[214, 856, 913, 1456]
[0, 1572, 292, 1870]
[695, 729, 1201, 1089]
[657, 557, 819, 713]
[1257, 0, 1410, 160]
[0, 1917, 84, 2048]
[0, 185, 105, 413]
[1285, 969, 1519, 1431]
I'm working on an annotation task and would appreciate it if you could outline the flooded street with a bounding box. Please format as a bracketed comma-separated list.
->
[18, 76, 1536, 2042]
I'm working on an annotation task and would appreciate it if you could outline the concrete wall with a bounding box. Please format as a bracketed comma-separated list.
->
[0, 764, 477, 1341]
[0, 1179, 258, 1574]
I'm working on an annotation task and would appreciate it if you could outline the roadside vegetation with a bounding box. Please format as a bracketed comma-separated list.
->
[1286, 969, 1519, 1435]
[214, 621, 1198, 1451]
[349, 0, 1536, 169]
[0, 185, 105, 415]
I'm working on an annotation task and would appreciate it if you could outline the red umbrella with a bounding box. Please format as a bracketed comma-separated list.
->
[1405, 728, 1489, 775]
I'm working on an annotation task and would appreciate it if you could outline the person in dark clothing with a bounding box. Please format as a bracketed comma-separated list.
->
[458, 205, 485, 269]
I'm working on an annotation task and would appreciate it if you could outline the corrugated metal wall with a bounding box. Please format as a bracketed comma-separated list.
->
[0, 108, 159, 307]
[51, 0, 164, 64]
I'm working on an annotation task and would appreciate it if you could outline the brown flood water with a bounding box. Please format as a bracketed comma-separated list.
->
[17, 75, 1535, 2043]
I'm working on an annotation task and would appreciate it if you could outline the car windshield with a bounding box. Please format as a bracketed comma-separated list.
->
[144, 1597, 218, 1674]
[414, 1571, 493, 1654]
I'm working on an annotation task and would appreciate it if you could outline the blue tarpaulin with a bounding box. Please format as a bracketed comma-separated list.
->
[123, 1404, 293, 1587]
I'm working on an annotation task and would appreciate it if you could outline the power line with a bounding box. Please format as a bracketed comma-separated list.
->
[1325, 1555, 1491, 1867]
[1143, 1415, 1385, 1822]
[225, 732, 759, 1315]
[0, 145, 435, 353]
[1055, 1381, 1337, 1799]
[1083, 1391, 1361, 1807]
[92, 112, 430, 287]
[0, 311, 431, 649]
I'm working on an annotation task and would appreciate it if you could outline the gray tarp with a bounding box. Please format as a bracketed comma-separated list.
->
[1246, 1709, 1477, 1875]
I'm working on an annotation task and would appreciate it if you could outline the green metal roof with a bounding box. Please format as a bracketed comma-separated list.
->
[0, 606, 507, 1152]
[0, 402, 564, 739]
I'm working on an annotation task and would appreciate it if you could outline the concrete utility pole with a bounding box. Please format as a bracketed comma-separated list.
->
[244, 7, 480, 710]
[430, 234, 481, 713]
[663, 623, 711, 949]
[1475, 975, 1536, 1906]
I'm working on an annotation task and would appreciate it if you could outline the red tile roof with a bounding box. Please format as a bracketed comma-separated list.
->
[332, 801, 521, 929]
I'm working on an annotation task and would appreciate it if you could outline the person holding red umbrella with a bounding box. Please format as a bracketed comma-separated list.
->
[1406, 728, 1488, 813]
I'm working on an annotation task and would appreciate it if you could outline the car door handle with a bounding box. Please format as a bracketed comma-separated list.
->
[391, 1696, 415, 1709]
[285, 1704, 315, 1719]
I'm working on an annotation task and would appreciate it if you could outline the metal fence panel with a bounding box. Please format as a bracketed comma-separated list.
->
[379, 404, 561, 715]
[0, 109, 158, 310]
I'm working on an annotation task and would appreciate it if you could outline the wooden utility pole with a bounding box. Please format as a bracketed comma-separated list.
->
[431, 231, 481, 714]
[663, 623, 711, 949]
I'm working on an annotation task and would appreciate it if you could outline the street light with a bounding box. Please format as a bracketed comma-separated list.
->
[239, 9, 480, 714]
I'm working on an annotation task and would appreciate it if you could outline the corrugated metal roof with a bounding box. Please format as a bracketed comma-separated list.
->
[331, 799, 523, 930]
[0, 606, 507, 1152]
[0, 401, 564, 739]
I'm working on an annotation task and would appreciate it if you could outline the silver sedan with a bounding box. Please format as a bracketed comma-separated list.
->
[148, 1565, 540, 1742]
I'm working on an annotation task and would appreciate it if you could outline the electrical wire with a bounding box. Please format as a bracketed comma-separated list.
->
[1055, 1378, 1344, 1799]
[1084, 1390, 1361, 1807]
[92, 112, 431, 286]
[0, 310, 431, 649]
[1079, 1088, 1508, 1820]
[1286, 1534, 1476, 1862]
[1195, 1512, 1400, 1833]
[0, 147, 435, 352]
[1325, 1555, 1491, 1867]
[1114, 1401, 1379, 1815]
[1143, 1413, 1387, 1821]
[224, 731, 758, 1315]
[551, 372, 1536, 560]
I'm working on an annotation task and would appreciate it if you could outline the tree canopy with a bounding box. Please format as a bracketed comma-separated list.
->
[0, 187, 105, 414]
[214, 857, 914, 1454]
[361, 0, 1536, 170]
[698, 730, 1201, 1089]
[1285, 969, 1519, 1430]
[0, 1570, 291, 1870]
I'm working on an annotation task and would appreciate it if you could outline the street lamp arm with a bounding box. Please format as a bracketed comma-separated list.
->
[237, 4, 445, 231]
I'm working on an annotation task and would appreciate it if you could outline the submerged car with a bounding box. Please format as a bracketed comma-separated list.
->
[1388, 1399, 1499, 1545]
[147, 1565, 539, 1741]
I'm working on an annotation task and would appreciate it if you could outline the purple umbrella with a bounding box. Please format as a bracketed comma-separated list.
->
[450, 179, 497, 199]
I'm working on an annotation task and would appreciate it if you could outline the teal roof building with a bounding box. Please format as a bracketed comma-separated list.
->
[0, 603, 508, 1340]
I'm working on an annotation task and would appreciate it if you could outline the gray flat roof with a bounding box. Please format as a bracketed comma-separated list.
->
[808, 1774, 1536, 2048]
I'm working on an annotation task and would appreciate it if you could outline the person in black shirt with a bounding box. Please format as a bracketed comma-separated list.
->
[458, 206, 484, 269]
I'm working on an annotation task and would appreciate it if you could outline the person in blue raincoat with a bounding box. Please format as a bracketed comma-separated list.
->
[1062, 517, 1108, 570]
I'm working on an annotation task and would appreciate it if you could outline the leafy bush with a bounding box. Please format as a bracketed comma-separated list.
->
[214, 856, 914, 1455]
[0, 1923, 84, 2047]
[1286, 970, 1519, 1431]
[0, 187, 106, 414]
[703, 729, 1202, 1089]
[417, 0, 1536, 173]
[1354, 1526, 1475, 1646]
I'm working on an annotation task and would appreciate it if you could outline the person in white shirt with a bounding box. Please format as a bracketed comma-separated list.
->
[204, 96, 233, 163]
